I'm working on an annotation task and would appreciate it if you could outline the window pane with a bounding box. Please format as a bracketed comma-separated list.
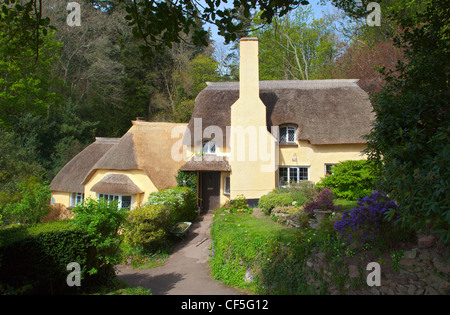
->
[121, 196, 132, 209]
[279, 168, 288, 186]
[299, 168, 308, 181]
[202, 141, 209, 153]
[289, 167, 299, 183]
[224, 177, 230, 194]
[202, 141, 216, 154]
[76, 193, 83, 205]
[325, 164, 335, 175]
[288, 127, 296, 142]
[279, 127, 287, 142]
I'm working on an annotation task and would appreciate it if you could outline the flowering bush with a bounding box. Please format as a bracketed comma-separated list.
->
[303, 187, 341, 215]
[223, 195, 251, 214]
[333, 192, 399, 245]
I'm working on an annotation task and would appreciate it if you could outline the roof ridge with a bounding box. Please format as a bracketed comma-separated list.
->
[205, 79, 360, 90]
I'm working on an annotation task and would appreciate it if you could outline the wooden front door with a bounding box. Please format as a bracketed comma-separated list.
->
[201, 172, 220, 211]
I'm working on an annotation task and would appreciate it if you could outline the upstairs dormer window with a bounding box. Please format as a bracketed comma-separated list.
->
[202, 140, 216, 155]
[279, 125, 297, 143]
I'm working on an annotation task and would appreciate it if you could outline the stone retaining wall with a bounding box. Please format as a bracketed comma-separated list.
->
[305, 245, 449, 295]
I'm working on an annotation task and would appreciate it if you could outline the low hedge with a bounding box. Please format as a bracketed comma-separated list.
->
[0, 220, 104, 294]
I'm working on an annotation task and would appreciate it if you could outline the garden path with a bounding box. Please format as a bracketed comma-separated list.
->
[115, 210, 242, 295]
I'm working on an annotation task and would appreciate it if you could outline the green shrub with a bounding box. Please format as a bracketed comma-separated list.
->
[72, 198, 128, 275]
[0, 220, 97, 294]
[258, 192, 294, 215]
[123, 204, 173, 253]
[316, 160, 376, 200]
[2, 177, 51, 224]
[146, 187, 197, 223]
[175, 170, 198, 192]
[123, 187, 198, 254]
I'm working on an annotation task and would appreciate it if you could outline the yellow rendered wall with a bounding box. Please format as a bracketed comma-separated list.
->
[51, 191, 71, 208]
[279, 141, 368, 184]
[220, 171, 231, 205]
[84, 169, 158, 208]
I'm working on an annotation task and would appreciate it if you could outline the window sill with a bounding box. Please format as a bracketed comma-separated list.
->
[279, 142, 298, 147]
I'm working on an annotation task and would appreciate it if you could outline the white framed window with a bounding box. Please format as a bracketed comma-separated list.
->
[325, 164, 336, 175]
[70, 193, 84, 207]
[98, 193, 133, 209]
[224, 176, 230, 195]
[279, 126, 297, 143]
[202, 140, 216, 155]
[279, 166, 309, 187]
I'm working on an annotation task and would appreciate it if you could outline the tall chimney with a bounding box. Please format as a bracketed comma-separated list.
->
[239, 37, 259, 99]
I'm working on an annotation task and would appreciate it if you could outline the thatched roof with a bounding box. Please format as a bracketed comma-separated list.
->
[184, 80, 374, 146]
[82, 121, 188, 191]
[90, 174, 144, 195]
[50, 137, 120, 193]
[181, 155, 231, 172]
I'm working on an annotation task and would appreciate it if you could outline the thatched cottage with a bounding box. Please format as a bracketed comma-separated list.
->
[50, 122, 187, 209]
[50, 37, 374, 211]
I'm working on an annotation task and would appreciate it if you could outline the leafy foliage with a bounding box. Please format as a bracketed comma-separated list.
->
[123, 204, 173, 253]
[175, 169, 198, 192]
[258, 192, 294, 215]
[0, 220, 95, 294]
[72, 198, 128, 274]
[258, 182, 318, 215]
[251, 6, 339, 80]
[2, 177, 51, 225]
[316, 160, 377, 200]
[124, 187, 197, 253]
[364, 0, 450, 241]
[146, 187, 197, 222]
[0, 29, 62, 128]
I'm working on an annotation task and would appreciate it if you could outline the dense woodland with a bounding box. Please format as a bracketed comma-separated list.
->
[0, 0, 448, 239]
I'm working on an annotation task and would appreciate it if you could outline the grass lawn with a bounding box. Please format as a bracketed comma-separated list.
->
[212, 210, 297, 244]
[335, 199, 358, 211]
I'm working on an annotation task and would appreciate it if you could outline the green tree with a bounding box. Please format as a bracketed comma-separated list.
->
[2, 0, 310, 60]
[251, 6, 340, 80]
[3, 177, 51, 225]
[364, 0, 449, 241]
[0, 30, 62, 128]
[0, 129, 45, 212]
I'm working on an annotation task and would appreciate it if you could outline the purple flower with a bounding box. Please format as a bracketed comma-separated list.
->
[334, 191, 398, 244]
